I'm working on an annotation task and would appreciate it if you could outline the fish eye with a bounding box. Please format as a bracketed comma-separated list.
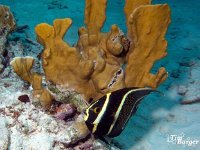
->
[93, 107, 101, 113]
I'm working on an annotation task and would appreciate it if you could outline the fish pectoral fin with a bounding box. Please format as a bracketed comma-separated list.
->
[96, 135, 112, 146]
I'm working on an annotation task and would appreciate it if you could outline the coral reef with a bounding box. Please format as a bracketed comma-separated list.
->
[0, 5, 42, 79]
[0, 5, 15, 73]
[1, 0, 200, 149]
[11, 1, 171, 106]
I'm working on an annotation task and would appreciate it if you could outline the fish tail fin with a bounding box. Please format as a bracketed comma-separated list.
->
[153, 89, 165, 96]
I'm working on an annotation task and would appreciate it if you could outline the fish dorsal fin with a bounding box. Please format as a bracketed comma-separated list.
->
[107, 87, 156, 137]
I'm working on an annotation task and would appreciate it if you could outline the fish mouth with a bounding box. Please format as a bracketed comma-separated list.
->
[108, 68, 123, 88]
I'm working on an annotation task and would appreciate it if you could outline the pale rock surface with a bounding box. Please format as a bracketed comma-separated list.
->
[0, 78, 119, 150]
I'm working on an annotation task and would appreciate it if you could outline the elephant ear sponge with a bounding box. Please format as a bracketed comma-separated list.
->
[10, 57, 54, 107]
[35, 18, 98, 100]
[124, 0, 152, 38]
[125, 4, 171, 88]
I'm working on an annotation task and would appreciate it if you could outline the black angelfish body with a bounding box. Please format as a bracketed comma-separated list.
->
[84, 87, 156, 138]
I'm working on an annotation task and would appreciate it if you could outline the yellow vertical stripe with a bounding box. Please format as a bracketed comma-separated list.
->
[84, 99, 99, 121]
[122, 95, 145, 130]
[92, 93, 111, 133]
[107, 88, 148, 135]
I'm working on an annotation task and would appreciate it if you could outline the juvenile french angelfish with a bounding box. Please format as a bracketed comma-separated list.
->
[84, 87, 157, 138]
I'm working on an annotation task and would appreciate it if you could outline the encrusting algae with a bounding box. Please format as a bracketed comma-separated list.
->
[0, 5, 15, 72]
[11, 0, 171, 108]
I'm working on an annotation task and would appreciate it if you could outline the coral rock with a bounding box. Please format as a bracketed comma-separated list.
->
[0, 5, 15, 72]
[74, 121, 90, 140]
[18, 94, 30, 103]
[54, 104, 76, 120]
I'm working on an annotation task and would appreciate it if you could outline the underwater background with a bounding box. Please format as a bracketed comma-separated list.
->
[0, 0, 199, 150]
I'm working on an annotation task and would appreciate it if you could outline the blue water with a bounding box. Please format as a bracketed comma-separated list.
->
[0, 0, 200, 150]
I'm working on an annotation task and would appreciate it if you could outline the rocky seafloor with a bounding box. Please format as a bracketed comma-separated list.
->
[0, 0, 200, 150]
[0, 77, 119, 150]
